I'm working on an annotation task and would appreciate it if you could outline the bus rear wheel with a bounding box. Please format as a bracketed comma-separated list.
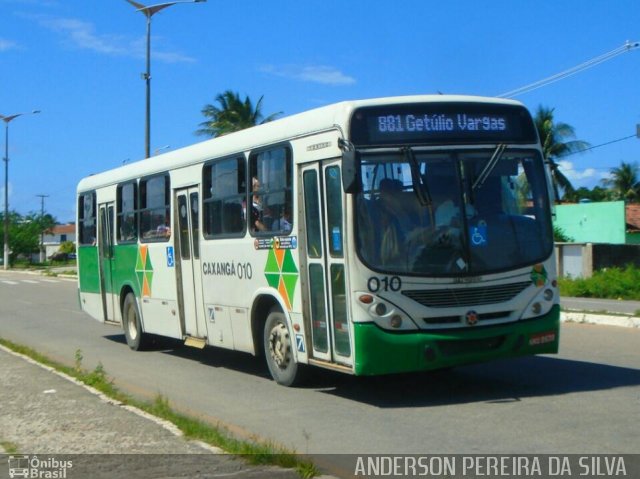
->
[263, 308, 305, 386]
[122, 293, 148, 351]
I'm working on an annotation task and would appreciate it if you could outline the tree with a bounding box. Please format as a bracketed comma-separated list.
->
[563, 185, 611, 203]
[602, 161, 640, 202]
[534, 106, 590, 201]
[195, 90, 282, 138]
[0, 211, 56, 266]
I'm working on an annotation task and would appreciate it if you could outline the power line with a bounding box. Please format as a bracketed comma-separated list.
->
[558, 134, 637, 159]
[499, 40, 640, 98]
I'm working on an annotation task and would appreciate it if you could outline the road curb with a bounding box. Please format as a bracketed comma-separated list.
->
[561, 311, 640, 328]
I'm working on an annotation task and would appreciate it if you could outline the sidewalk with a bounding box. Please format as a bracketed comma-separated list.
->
[0, 345, 301, 478]
[560, 296, 640, 328]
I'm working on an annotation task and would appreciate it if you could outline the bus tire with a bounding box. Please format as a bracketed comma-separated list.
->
[122, 293, 148, 351]
[263, 308, 305, 386]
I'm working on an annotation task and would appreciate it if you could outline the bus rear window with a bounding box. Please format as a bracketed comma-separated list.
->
[78, 192, 96, 245]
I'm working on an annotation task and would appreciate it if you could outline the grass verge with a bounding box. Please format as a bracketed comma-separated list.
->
[0, 338, 318, 479]
[0, 441, 19, 454]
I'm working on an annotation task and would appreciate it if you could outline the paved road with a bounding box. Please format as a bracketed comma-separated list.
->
[1, 271, 639, 477]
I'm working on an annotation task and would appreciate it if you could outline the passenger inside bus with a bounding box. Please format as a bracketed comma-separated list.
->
[251, 176, 267, 232]
[272, 207, 292, 233]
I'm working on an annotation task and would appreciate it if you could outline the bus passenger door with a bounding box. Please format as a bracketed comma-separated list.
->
[175, 187, 207, 343]
[98, 203, 116, 322]
[301, 161, 352, 367]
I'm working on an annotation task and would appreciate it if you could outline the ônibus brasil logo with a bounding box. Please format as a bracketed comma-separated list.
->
[8, 455, 73, 478]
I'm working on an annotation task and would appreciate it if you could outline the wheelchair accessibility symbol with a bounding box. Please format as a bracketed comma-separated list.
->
[470, 225, 488, 247]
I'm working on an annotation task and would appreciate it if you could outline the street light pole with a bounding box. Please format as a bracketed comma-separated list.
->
[1, 110, 41, 270]
[125, 0, 206, 158]
[37, 194, 49, 263]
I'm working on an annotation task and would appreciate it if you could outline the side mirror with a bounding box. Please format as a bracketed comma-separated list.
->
[341, 150, 360, 193]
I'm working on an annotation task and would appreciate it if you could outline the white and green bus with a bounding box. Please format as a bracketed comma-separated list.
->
[77, 95, 560, 386]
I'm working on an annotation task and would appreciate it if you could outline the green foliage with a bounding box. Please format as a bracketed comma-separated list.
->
[563, 186, 611, 203]
[553, 225, 574, 242]
[0, 440, 19, 454]
[533, 105, 590, 201]
[559, 265, 640, 300]
[0, 211, 57, 266]
[195, 90, 282, 138]
[59, 240, 76, 254]
[602, 161, 640, 202]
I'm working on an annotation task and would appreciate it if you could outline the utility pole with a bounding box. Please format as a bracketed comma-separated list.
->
[37, 194, 49, 263]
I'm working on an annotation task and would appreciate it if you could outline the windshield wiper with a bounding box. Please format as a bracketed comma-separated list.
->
[472, 143, 507, 191]
[403, 147, 432, 207]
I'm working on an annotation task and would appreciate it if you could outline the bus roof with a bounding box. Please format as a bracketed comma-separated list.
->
[77, 94, 524, 193]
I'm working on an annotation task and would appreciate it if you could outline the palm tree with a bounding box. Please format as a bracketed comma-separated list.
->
[195, 90, 282, 138]
[534, 106, 590, 201]
[602, 161, 640, 202]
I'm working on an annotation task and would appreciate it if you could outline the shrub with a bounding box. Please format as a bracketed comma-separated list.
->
[559, 265, 640, 300]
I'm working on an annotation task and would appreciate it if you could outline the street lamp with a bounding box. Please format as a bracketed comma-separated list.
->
[125, 0, 206, 158]
[1, 110, 41, 270]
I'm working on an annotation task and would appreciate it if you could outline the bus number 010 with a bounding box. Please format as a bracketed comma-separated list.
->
[367, 276, 402, 293]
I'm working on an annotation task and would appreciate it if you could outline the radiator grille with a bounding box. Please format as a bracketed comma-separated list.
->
[403, 281, 531, 308]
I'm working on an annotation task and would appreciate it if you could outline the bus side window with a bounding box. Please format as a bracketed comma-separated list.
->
[249, 145, 293, 236]
[203, 156, 246, 238]
[140, 175, 170, 242]
[117, 181, 138, 242]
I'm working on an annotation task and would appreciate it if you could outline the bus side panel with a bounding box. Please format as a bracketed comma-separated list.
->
[112, 242, 182, 339]
[353, 305, 560, 376]
[78, 245, 102, 321]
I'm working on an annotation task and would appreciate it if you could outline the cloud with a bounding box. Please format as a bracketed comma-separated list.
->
[557, 160, 597, 181]
[42, 17, 128, 55]
[558, 160, 610, 186]
[0, 38, 19, 52]
[32, 15, 195, 63]
[261, 64, 356, 86]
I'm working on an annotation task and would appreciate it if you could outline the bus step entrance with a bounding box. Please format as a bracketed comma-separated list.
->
[184, 336, 207, 349]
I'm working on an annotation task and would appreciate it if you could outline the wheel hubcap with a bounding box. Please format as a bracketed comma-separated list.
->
[268, 322, 290, 369]
[127, 308, 138, 341]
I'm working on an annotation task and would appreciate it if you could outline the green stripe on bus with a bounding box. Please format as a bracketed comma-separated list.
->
[353, 305, 560, 376]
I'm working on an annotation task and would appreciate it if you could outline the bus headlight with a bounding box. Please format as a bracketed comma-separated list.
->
[375, 303, 387, 316]
[522, 283, 558, 320]
[354, 292, 419, 330]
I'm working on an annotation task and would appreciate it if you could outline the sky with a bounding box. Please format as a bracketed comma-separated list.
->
[1, 0, 639, 223]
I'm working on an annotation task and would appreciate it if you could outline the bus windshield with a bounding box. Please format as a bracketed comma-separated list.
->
[355, 148, 553, 276]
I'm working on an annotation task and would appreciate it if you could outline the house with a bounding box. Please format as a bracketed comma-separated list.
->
[43, 223, 76, 258]
[626, 204, 640, 244]
[554, 201, 640, 277]
[554, 201, 626, 244]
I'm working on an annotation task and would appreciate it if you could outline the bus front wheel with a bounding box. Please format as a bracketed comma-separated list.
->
[122, 293, 148, 351]
[263, 308, 305, 386]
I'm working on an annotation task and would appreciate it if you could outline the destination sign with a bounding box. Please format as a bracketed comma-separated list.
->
[350, 102, 537, 146]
